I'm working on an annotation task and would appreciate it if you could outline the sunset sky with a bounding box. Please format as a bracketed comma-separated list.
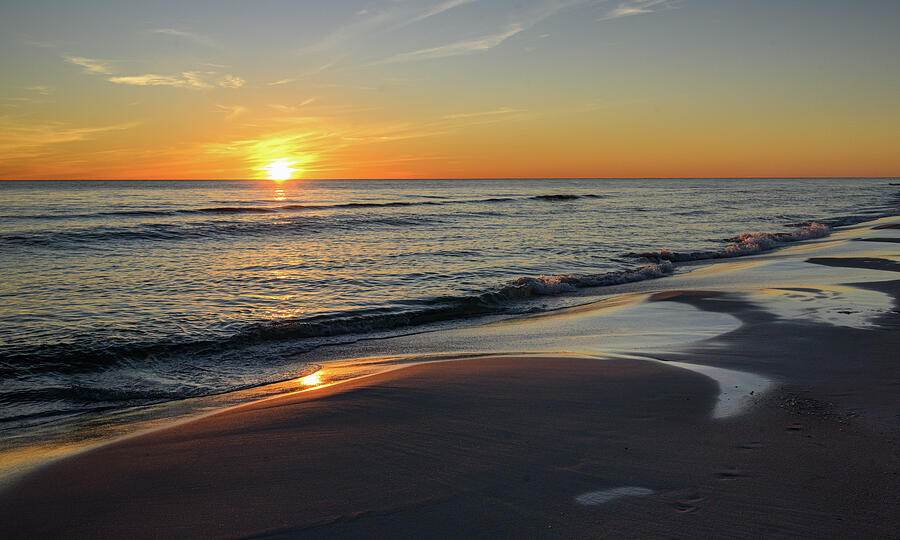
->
[1, 0, 898, 180]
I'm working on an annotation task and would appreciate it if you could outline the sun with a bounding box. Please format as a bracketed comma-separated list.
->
[262, 159, 296, 181]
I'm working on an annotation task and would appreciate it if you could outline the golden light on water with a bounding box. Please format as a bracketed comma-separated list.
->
[262, 159, 297, 182]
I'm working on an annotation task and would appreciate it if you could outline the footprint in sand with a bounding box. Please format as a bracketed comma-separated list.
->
[738, 441, 764, 450]
[574, 487, 654, 505]
[716, 468, 748, 480]
[672, 495, 705, 513]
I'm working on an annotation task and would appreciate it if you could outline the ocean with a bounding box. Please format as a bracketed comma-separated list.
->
[1, 178, 897, 433]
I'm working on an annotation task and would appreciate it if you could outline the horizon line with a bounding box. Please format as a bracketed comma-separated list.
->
[0, 176, 897, 181]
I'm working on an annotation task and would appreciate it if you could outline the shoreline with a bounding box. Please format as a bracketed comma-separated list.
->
[1, 216, 898, 536]
[2, 217, 897, 472]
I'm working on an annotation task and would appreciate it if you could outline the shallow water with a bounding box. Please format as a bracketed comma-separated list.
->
[1, 178, 897, 429]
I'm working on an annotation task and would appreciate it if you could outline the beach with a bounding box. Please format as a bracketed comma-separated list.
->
[2, 216, 898, 538]
[4, 0, 900, 535]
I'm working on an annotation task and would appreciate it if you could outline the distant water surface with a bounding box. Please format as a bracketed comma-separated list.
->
[0, 178, 896, 430]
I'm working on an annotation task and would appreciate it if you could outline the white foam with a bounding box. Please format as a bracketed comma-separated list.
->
[505, 262, 675, 297]
[750, 286, 894, 330]
[574, 486, 654, 505]
[637, 222, 831, 262]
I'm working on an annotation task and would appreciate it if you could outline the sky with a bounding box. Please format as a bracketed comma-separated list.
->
[1, 0, 898, 180]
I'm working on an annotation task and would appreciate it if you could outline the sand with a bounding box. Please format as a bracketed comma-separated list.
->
[2, 353, 898, 539]
[2, 220, 899, 538]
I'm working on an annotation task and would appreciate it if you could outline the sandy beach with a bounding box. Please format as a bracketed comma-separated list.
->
[2, 218, 898, 538]
[4, 0, 900, 535]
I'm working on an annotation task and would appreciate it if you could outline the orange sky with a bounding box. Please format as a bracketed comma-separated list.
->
[1, 0, 898, 180]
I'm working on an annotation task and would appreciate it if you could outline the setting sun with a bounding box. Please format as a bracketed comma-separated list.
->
[262, 159, 296, 181]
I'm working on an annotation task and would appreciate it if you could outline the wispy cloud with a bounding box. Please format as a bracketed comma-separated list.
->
[64, 53, 243, 90]
[268, 98, 317, 112]
[105, 72, 243, 89]
[378, 24, 525, 63]
[298, 10, 398, 55]
[108, 72, 211, 89]
[149, 28, 215, 46]
[405, 0, 478, 25]
[441, 107, 521, 120]
[598, 0, 673, 21]
[216, 104, 247, 120]
[301, 1, 476, 56]
[267, 57, 342, 86]
[65, 56, 113, 74]
[378, 0, 587, 64]
[219, 74, 245, 88]
[26, 85, 54, 96]
[0, 118, 139, 160]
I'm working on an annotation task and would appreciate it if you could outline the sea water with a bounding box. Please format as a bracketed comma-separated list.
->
[1, 178, 897, 430]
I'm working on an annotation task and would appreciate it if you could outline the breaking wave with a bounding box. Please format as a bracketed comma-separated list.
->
[0, 261, 674, 376]
[631, 222, 831, 262]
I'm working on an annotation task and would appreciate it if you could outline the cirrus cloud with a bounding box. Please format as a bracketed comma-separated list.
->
[107, 72, 243, 89]
[65, 56, 113, 74]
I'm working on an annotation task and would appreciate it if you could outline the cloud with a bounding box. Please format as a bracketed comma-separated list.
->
[441, 107, 521, 120]
[377, 0, 588, 64]
[268, 98, 317, 112]
[219, 74, 245, 88]
[598, 0, 673, 21]
[108, 72, 210, 88]
[378, 24, 525, 63]
[405, 0, 478, 25]
[216, 104, 247, 120]
[63, 54, 242, 90]
[106, 72, 244, 89]
[149, 28, 215, 46]
[298, 10, 397, 55]
[267, 58, 341, 86]
[0, 118, 139, 160]
[26, 86, 54, 96]
[65, 56, 113, 74]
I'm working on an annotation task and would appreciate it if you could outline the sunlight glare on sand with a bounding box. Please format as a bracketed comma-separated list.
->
[298, 371, 322, 386]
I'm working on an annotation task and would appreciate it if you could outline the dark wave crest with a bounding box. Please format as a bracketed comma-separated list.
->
[5, 194, 606, 222]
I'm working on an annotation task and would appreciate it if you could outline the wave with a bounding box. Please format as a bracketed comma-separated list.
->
[0, 214, 440, 249]
[530, 194, 602, 201]
[0, 261, 673, 373]
[5, 194, 606, 222]
[630, 222, 830, 263]
[190, 206, 277, 214]
[208, 194, 600, 211]
[279, 200, 443, 210]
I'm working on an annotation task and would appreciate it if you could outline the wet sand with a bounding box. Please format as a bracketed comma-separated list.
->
[2, 220, 899, 538]
[2, 354, 898, 539]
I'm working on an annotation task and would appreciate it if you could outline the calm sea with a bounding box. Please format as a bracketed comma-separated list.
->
[1, 178, 896, 430]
